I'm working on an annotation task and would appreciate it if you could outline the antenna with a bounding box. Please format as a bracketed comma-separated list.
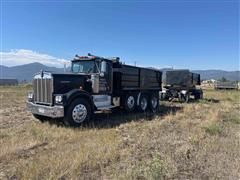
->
[64, 62, 66, 73]
[134, 61, 137, 66]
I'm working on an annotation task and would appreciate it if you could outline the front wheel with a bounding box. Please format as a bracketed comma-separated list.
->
[64, 98, 91, 127]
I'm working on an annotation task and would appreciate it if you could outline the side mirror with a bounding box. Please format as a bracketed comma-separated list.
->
[100, 61, 107, 73]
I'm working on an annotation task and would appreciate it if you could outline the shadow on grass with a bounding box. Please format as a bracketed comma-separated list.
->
[160, 97, 220, 104]
[197, 98, 220, 104]
[85, 105, 183, 129]
[43, 104, 183, 129]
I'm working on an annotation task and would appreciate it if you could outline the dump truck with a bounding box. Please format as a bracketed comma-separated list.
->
[160, 69, 203, 102]
[27, 54, 162, 126]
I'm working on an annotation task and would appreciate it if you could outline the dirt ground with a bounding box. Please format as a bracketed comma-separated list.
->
[0, 85, 239, 179]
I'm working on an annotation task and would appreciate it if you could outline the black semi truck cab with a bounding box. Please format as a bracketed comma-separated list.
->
[27, 54, 162, 126]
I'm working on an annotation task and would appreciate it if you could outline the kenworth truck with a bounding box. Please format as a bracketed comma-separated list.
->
[27, 54, 162, 126]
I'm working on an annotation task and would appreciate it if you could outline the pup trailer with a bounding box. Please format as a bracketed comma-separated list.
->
[160, 69, 203, 103]
[27, 54, 162, 126]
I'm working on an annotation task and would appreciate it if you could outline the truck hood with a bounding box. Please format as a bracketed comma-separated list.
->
[52, 73, 91, 94]
[33, 71, 92, 94]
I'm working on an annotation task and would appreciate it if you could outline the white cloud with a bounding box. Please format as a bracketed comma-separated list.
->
[0, 49, 69, 68]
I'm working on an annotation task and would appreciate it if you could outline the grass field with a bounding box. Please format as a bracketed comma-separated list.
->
[0, 85, 239, 179]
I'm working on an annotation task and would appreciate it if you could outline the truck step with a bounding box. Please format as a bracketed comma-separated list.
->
[97, 105, 116, 110]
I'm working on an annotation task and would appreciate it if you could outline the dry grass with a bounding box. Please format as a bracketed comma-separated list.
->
[0, 86, 240, 179]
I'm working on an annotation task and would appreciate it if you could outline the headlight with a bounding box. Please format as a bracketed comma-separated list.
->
[28, 92, 34, 100]
[55, 95, 63, 103]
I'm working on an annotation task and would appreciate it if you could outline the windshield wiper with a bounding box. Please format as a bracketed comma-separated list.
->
[87, 67, 93, 73]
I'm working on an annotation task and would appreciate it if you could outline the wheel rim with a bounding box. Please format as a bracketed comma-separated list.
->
[72, 104, 87, 123]
[151, 96, 158, 109]
[127, 96, 135, 109]
[141, 97, 147, 111]
[183, 94, 189, 102]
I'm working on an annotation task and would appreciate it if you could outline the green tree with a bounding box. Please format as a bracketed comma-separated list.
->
[219, 77, 228, 82]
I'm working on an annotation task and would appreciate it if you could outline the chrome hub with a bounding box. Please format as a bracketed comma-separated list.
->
[140, 97, 147, 111]
[72, 104, 87, 123]
[151, 96, 158, 109]
[127, 96, 135, 109]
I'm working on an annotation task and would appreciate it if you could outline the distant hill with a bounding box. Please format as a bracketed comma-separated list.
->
[0, 63, 239, 82]
[192, 70, 240, 81]
[0, 62, 66, 82]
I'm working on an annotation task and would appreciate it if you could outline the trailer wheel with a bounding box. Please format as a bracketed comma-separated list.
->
[64, 98, 91, 127]
[179, 92, 189, 103]
[138, 94, 148, 112]
[124, 94, 136, 112]
[194, 90, 203, 100]
[150, 93, 159, 112]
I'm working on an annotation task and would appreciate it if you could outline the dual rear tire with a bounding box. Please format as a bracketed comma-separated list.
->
[124, 92, 159, 113]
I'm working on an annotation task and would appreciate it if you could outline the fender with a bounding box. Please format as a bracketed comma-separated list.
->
[64, 89, 95, 112]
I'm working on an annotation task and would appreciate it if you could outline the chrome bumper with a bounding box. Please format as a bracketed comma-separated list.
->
[27, 101, 64, 118]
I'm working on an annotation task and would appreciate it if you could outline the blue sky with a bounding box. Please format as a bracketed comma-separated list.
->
[1, 0, 239, 70]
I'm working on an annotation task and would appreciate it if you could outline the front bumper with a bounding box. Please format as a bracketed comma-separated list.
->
[27, 101, 64, 118]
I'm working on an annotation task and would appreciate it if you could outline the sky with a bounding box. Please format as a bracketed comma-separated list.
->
[1, 0, 239, 70]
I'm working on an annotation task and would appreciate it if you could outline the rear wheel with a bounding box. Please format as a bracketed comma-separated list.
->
[138, 94, 148, 112]
[64, 98, 91, 127]
[194, 90, 203, 100]
[150, 93, 159, 112]
[124, 93, 136, 112]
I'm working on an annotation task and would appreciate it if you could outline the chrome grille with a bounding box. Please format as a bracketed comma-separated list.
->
[33, 73, 53, 105]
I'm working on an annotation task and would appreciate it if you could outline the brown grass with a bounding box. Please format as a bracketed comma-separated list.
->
[0, 86, 239, 179]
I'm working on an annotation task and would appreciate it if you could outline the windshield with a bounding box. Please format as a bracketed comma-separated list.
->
[72, 61, 99, 73]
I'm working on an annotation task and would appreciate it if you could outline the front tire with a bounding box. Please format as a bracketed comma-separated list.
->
[64, 98, 91, 127]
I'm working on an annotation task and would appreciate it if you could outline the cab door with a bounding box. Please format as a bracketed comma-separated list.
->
[99, 61, 112, 94]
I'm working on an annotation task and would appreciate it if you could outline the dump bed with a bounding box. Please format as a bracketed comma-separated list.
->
[164, 70, 200, 89]
[112, 64, 162, 91]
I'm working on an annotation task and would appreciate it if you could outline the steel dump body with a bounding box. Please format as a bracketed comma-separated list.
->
[112, 64, 162, 92]
[164, 70, 200, 89]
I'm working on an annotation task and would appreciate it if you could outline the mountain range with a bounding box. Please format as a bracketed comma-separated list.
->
[0, 62, 239, 82]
